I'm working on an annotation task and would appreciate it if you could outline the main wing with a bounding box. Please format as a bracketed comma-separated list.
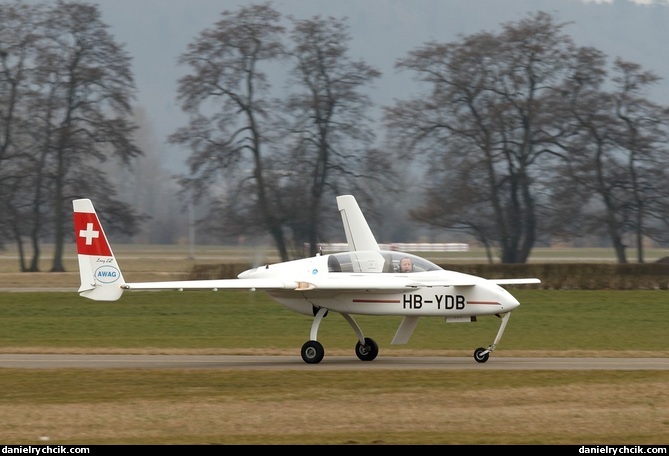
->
[122, 274, 477, 293]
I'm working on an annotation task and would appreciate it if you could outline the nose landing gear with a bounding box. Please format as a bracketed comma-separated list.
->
[472, 311, 512, 363]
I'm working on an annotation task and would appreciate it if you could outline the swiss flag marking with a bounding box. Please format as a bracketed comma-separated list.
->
[73, 212, 112, 256]
[79, 222, 99, 245]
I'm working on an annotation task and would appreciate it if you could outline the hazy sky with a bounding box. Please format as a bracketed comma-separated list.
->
[77, 0, 669, 170]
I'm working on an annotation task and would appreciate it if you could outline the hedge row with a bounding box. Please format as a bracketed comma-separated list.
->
[444, 263, 669, 290]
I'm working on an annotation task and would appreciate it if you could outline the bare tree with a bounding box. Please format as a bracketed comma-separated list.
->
[559, 58, 669, 263]
[384, 11, 582, 263]
[170, 3, 292, 259]
[280, 14, 383, 256]
[30, 0, 141, 271]
[611, 59, 669, 262]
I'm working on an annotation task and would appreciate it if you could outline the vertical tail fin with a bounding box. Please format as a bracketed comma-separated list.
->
[72, 199, 125, 301]
[336, 195, 384, 272]
[336, 195, 380, 252]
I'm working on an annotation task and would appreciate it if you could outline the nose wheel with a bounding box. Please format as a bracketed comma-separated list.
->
[474, 347, 490, 363]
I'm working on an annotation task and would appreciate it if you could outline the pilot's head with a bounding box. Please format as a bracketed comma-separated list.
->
[399, 257, 413, 272]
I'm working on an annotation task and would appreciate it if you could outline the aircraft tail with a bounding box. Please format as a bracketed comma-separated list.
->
[72, 199, 126, 301]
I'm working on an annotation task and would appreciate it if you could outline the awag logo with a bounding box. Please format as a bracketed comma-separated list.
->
[95, 265, 120, 284]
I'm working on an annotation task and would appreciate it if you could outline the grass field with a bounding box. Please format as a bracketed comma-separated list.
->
[0, 289, 667, 355]
[0, 289, 668, 444]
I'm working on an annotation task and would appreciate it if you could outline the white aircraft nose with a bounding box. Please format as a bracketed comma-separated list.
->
[485, 282, 521, 312]
[498, 288, 521, 312]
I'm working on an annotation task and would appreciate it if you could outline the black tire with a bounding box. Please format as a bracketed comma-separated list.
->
[301, 340, 325, 364]
[355, 337, 379, 361]
[474, 347, 489, 363]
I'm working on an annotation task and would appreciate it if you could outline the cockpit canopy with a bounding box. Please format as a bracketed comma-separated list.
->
[327, 250, 442, 273]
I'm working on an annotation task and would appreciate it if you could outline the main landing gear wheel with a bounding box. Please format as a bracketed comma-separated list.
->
[474, 347, 490, 363]
[301, 340, 325, 364]
[355, 337, 379, 361]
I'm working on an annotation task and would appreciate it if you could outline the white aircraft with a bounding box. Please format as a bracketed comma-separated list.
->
[73, 195, 540, 364]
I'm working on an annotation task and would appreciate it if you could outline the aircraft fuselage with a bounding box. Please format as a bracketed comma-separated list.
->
[239, 251, 520, 318]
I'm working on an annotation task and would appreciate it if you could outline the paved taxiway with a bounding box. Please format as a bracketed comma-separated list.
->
[0, 354, 667, 370]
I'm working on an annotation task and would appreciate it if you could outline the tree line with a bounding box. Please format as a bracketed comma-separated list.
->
[1, 1, 668, 270]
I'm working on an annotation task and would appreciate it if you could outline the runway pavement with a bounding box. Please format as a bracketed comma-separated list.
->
[0, 354, 667, 370]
